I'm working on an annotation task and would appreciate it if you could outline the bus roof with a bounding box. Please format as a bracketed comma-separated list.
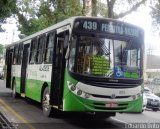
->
[6, 16, 144, 48]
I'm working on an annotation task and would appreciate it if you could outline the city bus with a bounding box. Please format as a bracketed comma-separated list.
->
[5, 16, 144, 117]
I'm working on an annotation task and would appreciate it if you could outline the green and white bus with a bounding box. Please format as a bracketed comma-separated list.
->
[5, 16, 144, 117]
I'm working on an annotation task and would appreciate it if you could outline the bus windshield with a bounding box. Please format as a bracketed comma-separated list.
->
[69, 35, 142, 79]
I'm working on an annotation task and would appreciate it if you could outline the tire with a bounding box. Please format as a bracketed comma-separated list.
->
[141, 109, 144, 112]
[138, 109, 144, 114]
[42, 87, 53, 117]
[152, 109, 158, 112]
[12, 80, 19, 98]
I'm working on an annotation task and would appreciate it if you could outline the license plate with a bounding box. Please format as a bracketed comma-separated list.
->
[106, 103, 118, 107]
[151, 101, 158, 105]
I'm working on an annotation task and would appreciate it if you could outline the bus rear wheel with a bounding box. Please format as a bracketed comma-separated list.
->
[42, 87, 53, 117]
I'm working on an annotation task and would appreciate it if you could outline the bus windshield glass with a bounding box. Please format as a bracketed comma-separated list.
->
[69, 35, 142, 79]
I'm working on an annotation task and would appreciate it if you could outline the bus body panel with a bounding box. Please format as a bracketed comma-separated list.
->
[5, 16, 144, 115]
[25, 64, 52, 102]
[63, 69, 143, 112]
[63, 89, 143, 112]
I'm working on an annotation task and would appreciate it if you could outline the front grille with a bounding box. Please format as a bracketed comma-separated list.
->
[147, 99, 159, 102]
[94, 107, 127, 110]
[147, 98, 152, 101]
[84, 81, 139, 88]
[92, 102, 128, 111]
[92, 94, 130, 99]
[93, 103, 128, 106]
[147, 103, 159, 107]
[154, 100, 159, 102]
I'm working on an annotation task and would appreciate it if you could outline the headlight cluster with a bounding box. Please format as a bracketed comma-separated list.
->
[132, 93, 142, 100]
[67, 81, 91, 98]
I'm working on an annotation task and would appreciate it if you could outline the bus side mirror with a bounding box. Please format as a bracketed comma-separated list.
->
[65, 46, 70, 60]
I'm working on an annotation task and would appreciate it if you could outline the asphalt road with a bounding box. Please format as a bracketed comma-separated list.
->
[0, 79, 160, 129]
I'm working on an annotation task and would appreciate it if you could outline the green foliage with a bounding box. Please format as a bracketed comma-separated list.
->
[16, 0, 83, 36]
[16, 0, 147, 35]
[0, 44, 4, 55]
[0, 0, 16, 20]
[97, 1, 108, 17]
[90, 0, 147, 18]
[150, 0, 160, 31]
[92, 0, 97, 16]
[0, 0, 16, 32]
[53, 0, 82, 22]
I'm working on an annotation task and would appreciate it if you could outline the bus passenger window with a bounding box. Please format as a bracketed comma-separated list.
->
[13, 45, 19, 65]
[44, 33, 54, 63]
[17, 44, 23, 65]
[36, 35, 46, 63]
[29, 39, 37, 64]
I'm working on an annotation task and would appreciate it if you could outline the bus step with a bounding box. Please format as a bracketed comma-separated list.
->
[21, 93, 25, 98]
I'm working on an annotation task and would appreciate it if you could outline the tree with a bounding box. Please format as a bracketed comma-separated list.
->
[92, 0, 97, 16]
[0, 0, 16, 32]
[0, 44, 4, 60]
[150, 0, 160, 31]
[84, 0, 147, 18]
[112, 0, 147, 19]
[16, 0, 83, 36]
[16, 0, 148, 35]
[0, 0, 16, 20]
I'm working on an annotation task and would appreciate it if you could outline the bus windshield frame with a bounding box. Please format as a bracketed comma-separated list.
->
[68, 18, 144, 81]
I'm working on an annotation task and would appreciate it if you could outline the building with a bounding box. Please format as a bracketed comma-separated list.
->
[145, 52, 160, 96]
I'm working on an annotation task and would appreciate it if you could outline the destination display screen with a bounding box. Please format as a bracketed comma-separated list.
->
[73, 18, 141, 37]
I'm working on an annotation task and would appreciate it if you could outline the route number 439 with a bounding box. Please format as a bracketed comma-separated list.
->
[83, 21, 97, 30]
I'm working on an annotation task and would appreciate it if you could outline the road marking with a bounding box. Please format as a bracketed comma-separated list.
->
[111, 117, 128, 124]
[0, 99, 35, 129]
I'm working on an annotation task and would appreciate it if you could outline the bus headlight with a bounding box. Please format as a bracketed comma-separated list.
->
[67, 81, 91, 99]
[70, 85, 76, 91]
[132, 95, 136, 100]
[77, 90, 82, 95]
[67, 81, 76, 91]
[137, 93, 141, 98]
[84, 93, 90, 98]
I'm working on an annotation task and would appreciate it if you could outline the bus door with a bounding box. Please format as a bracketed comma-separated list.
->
[50, 35, 66, 108]
[6, 49, 13, 88]
[20, 44, 30, 95]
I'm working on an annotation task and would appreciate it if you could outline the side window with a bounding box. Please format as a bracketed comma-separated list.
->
[36, 35, 46, 63]
[127, 49, 138, 67]
[29, 38, 37, 64]
[13, 45, 19, 65]
[44, 33, 55, 63]
[17, 44, 23, 65]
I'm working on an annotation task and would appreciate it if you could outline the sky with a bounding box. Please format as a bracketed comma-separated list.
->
[0, 18, 20, 45]
[0, 2, 160, 55]
[122, 4, 160, 52]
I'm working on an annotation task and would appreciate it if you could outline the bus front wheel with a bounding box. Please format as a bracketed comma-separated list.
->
[42, 87, 53, 117]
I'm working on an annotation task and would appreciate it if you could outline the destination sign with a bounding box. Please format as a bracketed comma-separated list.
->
[74, 19, 141, 37]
